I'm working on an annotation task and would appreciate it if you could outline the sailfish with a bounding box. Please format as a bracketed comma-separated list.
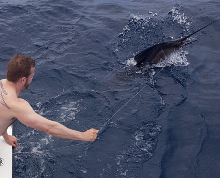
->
[134, 20, 217, 67]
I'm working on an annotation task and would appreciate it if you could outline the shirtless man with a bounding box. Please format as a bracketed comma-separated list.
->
[0, 54, 99, 148]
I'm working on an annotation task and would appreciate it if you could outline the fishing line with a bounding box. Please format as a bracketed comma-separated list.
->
[96, 67, 165, 135]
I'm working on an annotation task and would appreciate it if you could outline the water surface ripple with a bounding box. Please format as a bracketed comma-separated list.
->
[0, 0, 219, 178]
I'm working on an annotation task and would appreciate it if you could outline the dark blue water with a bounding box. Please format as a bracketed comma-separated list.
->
[0, 0, 220, 177]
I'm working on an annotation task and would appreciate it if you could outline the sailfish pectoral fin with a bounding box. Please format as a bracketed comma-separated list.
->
[134, 43, 165, 66]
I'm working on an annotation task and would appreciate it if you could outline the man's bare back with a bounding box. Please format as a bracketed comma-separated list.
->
[0, 79, 17, 135]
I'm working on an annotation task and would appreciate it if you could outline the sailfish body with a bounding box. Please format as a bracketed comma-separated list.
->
[134, 20, 217, 67]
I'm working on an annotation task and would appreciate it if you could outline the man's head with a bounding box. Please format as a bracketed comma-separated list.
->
[7, 54, 35, 89]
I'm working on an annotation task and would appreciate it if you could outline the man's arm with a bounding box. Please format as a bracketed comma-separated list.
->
[13, 99, 99, 141]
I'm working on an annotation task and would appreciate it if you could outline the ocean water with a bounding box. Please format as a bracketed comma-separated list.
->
[0, 0, 220, 177]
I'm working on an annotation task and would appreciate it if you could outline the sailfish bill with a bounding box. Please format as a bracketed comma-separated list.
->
[134, 20, 217, 67]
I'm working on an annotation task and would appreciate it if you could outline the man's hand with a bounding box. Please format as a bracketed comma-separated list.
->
[4, 135, 18, 148]
[81, 128, 99, 141]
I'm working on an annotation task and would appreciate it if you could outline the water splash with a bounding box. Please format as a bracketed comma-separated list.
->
[125, 57, 137, 66]
[154, 50, 190, 67]
[60, 100, 81, 122]
[115, 6, 192, 70]
[169, 6, 191, 31]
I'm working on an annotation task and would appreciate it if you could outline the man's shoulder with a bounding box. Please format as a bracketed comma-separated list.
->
[10, 98, 30, 110]
[10, 98, 35, 120]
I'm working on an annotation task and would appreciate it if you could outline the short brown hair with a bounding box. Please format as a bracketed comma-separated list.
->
[7, 54, 35, 83]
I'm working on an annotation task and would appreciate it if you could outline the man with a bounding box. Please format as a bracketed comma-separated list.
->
[0, 54, 99, 148]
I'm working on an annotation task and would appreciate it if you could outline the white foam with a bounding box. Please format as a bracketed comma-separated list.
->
[60, 100, 81, 122]
[169, 7, 191, 31]
[154, 50, 189, 67]
[31, 143, 43, 155]
[81, 169, 87, 174]
[125, 58, 137, 66]
[130, 12, 157, 21]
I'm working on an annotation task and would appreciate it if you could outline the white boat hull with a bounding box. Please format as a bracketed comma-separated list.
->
[0, 126, 13, 178]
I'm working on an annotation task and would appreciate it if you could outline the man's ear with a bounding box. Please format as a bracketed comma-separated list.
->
[20, 77, 27, 84]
